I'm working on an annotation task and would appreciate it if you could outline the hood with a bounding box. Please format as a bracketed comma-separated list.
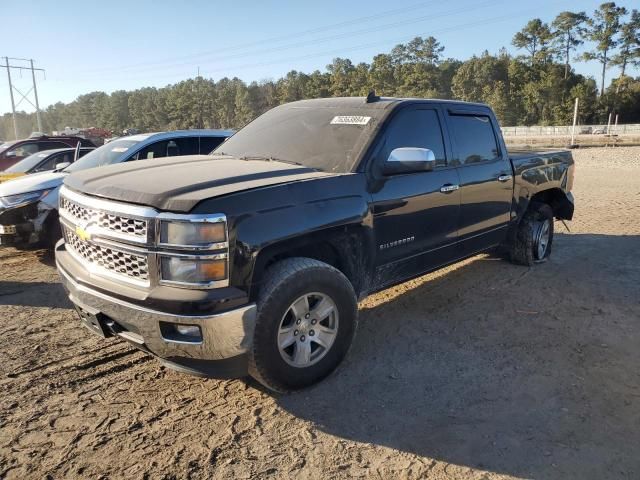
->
[0, 171, 66, 197]
[63, 155, 334, 212]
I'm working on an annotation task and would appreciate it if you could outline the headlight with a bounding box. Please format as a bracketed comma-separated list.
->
[0, 189, 49, 209]
[157, 215, 229, 288]
[160, 255, 227, 286]
[160, 219, 226, 247]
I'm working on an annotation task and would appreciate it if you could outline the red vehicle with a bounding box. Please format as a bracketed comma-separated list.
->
[0, 135, 96, 171]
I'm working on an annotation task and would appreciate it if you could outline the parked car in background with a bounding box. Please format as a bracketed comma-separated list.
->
[54, 97, 575, 392]
[0, 130, 233, 248]
[0, 135, 96, 171]
[0, 147, 95, 184]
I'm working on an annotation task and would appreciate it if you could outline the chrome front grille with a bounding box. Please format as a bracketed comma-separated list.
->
[60, 196, 148, 239]
[62, 225, 149, 282]
[58, 186, 229, 290]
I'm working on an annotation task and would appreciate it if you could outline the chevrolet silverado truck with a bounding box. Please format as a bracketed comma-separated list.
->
[55, 96, 574, 393]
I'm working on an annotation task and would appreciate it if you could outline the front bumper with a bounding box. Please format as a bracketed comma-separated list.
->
[0, 202, 52, 247]
[0, 222, 33, 246]
[57, 252, 257, 379]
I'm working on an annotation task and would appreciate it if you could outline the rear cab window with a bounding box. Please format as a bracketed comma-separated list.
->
[447, 113, 500, 165]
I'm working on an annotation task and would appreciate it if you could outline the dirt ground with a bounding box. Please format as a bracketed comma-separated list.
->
[1, 147, 639, 480]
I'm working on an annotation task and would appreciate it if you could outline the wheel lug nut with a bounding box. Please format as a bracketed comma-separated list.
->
[309, 330, 315, 336]
[311, 319, 316, 325]
[294, 330, 298, 336]
[305, 313, 310, 319]
[296, 319, 301, 325]
[300, 335, 306, 341]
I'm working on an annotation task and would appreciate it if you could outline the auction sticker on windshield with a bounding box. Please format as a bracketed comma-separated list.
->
[330, 116, 371, 125]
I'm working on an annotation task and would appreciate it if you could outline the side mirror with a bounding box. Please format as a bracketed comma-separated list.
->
[55, 162, 71, 171]
[382, 147, 436, 175]
[5, 151, 17, 158]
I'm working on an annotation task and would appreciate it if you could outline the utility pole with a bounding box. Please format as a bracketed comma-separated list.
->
[4, 57, 18, 140]
[1, 57, 46, 140]
[30, 59, 42, 133]
[570, 98, 579, 147]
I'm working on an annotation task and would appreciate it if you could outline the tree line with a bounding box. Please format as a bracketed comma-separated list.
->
[1, 2, 638, 140]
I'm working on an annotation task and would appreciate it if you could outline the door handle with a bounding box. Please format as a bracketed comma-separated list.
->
[497, 174, 513, 182]
[440, 184, 459, 193]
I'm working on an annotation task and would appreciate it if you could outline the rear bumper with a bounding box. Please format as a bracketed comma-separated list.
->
[57, 249, 257, 378]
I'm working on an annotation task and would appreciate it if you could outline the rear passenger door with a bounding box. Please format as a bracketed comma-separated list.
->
[445, 109, 513, 254]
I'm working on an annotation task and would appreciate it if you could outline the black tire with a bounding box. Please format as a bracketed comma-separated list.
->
[509, 202, 554, 266]
[248, 257, 358, 393]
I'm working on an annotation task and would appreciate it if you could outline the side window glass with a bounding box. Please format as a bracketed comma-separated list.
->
[174, 137, 199, 156]
[35, 153, 64, 172]
[133, 141, 170, 160]
[449, 115, 499, 165]
[200, 136, 226, 154]
[382, 109, 446, 167]
[10, 143, 39, 157]
[40, 141, 71, 151]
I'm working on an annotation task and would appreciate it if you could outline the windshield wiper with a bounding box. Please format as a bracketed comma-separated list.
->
[239, 155, 303, 166]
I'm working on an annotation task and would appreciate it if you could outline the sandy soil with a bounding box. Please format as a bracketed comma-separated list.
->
[1, 147, 639, 480]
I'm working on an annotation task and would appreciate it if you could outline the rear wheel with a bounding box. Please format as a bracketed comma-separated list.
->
[248, 257, 358, 393]
[509, 202, 554, 266]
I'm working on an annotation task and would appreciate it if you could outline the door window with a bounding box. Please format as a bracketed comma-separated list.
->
[132, 137, 200, 160]
[9, 143, 38, 157]
[39, 141, 72, 150]
[200, 136, 226, 154]
[381, 109, 446, 167]
[448, 115, 500, 165]
[35, 152, 73, 172]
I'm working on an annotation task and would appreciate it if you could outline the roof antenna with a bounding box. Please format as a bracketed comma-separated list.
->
[365, 90, 380, 103]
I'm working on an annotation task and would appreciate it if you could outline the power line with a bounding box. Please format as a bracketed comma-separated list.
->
[71, 0, 452, 75]
[69, 6, 541, 86]
[72, 0, 504, 81]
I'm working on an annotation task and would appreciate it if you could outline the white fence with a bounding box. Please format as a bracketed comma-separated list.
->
[501, 124, 640, 136]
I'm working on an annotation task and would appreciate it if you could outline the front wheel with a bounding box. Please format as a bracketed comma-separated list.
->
[509, 202, 554, 266]
[248, 257, 358, 393]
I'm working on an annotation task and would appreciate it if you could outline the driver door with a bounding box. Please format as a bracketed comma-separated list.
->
[370, 106, 461, 289]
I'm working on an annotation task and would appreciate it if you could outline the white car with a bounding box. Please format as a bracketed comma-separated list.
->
[0, 129, 233, 248]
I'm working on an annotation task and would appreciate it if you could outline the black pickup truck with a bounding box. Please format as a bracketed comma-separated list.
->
[55, 96, 574, 393]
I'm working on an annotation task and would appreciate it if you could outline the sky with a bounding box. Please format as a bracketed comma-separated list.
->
[2, 0, 638, 115]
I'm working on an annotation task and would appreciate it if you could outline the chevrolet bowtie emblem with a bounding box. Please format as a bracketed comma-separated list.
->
[75, 225, 91, 242]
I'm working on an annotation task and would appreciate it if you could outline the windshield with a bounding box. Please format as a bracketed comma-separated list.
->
[65, 139, 139, 172]
[214, 103, 379, 173]
[5, 151, 54, 173]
